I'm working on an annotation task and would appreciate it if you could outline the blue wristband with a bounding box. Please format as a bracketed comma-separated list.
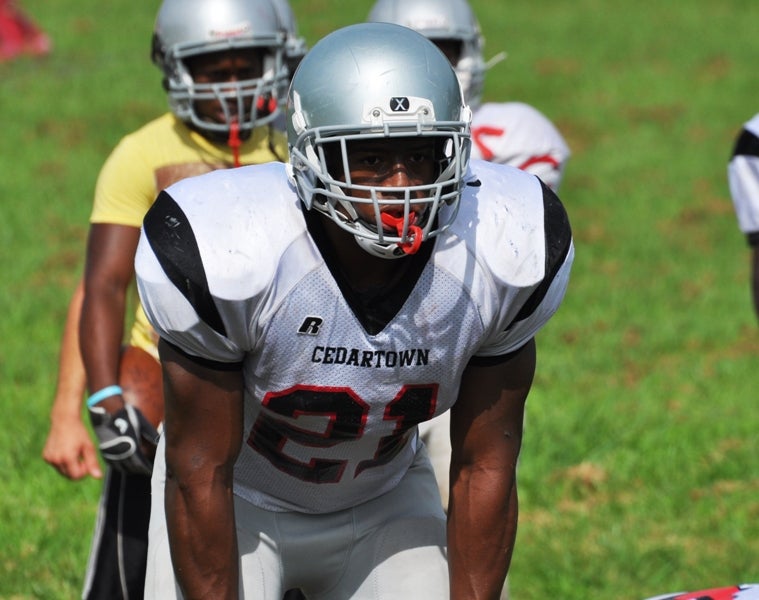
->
[87, 385, 123, 408]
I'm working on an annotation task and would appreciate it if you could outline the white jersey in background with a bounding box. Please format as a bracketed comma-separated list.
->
[471, 101, 571, 191]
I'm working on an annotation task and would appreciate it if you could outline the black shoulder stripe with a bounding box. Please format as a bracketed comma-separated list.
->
[509, 180, 572, 325]
[143, 191, 227, 337]
[732, 128, 759, 159]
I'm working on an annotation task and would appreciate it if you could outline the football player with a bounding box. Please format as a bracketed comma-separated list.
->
[728, 113, 759, 321]
[136, 22, 573, 599]
[41, 0, 302, 597]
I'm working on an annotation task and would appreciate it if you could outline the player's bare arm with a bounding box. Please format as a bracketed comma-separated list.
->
[51, 279, 87, 409]
[81, 223, 159, 476]
[43, 279, 103, 479]
[80, 223, 140, 406]
[159, 339, 244, 600]
[447, 338, 535, 600]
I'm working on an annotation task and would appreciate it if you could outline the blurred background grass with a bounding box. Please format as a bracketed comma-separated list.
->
[1, 0, 757, 597]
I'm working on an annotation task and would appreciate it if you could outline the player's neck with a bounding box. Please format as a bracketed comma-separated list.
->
[323, 220, 399, 291]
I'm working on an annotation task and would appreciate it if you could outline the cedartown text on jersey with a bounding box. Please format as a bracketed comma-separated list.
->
[311, 346, 430, 368]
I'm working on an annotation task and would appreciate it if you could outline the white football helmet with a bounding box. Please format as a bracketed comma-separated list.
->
[287, 23, 472, 259]
[151, 0, 289, 138]
[367, 0, 488, 109]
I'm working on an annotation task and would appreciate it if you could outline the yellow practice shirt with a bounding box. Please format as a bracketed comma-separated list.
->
[90, 112, 288, 358]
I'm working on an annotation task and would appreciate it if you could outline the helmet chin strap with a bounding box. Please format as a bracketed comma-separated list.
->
[228, 120, 241, 168]
[380, 212, 423, 255]
[226, 96, 278, 168]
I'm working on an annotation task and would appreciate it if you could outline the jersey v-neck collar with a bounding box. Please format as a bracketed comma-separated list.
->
[303, 207, 434, 336]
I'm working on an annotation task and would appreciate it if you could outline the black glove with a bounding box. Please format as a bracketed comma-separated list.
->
[89, 403, 159, 476]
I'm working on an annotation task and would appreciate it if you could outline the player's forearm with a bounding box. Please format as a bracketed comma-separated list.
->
[51, 280, 87, 418]
[79, 283, 126, 407]
[50, 371, 86, 420]
[165, 468, 239, 599]
[447, 469, 518, 600]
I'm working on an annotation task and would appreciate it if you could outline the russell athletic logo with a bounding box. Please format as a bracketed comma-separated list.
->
[297, 316, 323, 335]
[390, 97, 410, 112]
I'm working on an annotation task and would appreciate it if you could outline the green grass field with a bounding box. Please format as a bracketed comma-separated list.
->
[2, 0, 758, 597]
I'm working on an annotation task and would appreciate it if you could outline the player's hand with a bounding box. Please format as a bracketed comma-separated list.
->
[88, 403, 159, 476]
[43, 416, 103, 480]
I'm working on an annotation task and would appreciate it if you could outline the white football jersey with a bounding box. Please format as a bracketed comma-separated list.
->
[135, 159, 573, 513]
[728, 113, 759, 242]
[470, 102, 571, 191]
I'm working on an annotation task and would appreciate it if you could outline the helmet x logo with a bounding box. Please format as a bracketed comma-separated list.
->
[390, 97, 410, 112]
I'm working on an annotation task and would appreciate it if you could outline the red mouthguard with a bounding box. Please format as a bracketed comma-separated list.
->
[380, 212, 423, 255]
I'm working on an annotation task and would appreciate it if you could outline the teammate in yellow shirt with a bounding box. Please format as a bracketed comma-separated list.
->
[41, 0, 300, 597]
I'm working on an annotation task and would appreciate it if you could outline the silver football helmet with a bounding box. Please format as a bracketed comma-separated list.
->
[367, 0, 488, 109]
[287, 23, 472, 259]
[151, 0, 289, 138]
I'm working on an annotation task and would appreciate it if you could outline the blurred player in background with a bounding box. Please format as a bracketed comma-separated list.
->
[728, 113, 759, 321]
[41, 0, 302, 597]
